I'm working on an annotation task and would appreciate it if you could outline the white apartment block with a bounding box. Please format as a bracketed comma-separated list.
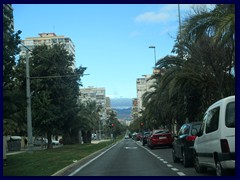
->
[136, 75, 155, 117]
[79, 87, 107, 125]
[20, 32, 76, 68]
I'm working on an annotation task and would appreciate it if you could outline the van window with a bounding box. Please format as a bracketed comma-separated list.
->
[226, 102, 235, 128]
[198, 114, 207, 136]
[206, 107, 220, 133]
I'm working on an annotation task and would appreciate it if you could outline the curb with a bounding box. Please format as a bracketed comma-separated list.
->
[52, 142, 116, 176]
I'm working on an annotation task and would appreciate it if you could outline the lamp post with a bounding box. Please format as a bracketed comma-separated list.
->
[149, 46, 156, 68]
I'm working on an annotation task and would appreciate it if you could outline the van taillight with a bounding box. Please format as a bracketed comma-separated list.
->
[186, 136, 196, 141]
[221, 139, 230, 153]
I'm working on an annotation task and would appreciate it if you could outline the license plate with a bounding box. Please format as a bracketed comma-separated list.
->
[159, 136, 167, 139]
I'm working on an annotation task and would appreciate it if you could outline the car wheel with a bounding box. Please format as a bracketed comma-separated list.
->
[193, 151, 206, 173]
[182, 150, 191, 167]
[172, 148, 180, 163]
[216, 159, 226, 176]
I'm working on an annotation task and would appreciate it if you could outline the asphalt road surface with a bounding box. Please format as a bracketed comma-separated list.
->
[69, 138, 216, 176]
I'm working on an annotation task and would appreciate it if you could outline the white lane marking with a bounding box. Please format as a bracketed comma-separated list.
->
[136, 141, 186, 176]
[68, 143, 118, 176]
[177, 172, 186, 176]
[124, 147, 138, 149]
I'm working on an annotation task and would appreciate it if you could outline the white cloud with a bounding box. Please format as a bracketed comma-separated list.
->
[134, 11, 170, 23]
[129, 31, 141, 37]
[134, 4, 208, 24]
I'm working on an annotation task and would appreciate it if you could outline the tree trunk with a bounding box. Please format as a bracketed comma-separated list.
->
[86, 130, 92, 143]
[47, 132, 53, 149]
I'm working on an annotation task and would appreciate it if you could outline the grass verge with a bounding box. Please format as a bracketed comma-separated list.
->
[3, 140, 114, 176]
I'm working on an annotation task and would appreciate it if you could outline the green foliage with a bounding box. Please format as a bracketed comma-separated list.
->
[3, 142, 113, 176]
[26, 44, 85, 146]
[140, 4, 235, 132]
[105, 110, 126, 137]
[3, 4, 23, 135]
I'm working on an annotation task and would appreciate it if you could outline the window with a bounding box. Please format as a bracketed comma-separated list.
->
[226, 102, 235, 128]
[198, 114, 206, 136]
[206, 107, 220, 133]
[183, 125, 190, 134]
[178, 125, 189, 135]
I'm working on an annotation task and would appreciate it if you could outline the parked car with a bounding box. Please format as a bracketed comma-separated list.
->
[193, 96, 235, 176]
[142, 132, 150, 146]
[33, 137, 48, 146]
[92, 133, 97, 140]
[147, 129, 174, 149]
[124, 134, 130, 139]
[172, 122, 202, 167]
[52, 139, 60, 145]
[59, 138, 63, 144]
[136, 133, 142, 141]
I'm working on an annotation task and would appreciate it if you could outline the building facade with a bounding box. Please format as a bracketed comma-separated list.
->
[131, 98, 138, 121]
[20, 32, 76, 68]
[79, 86, 107, 125]
[3, 4, 14, 31]
[136, 74, 155, 117]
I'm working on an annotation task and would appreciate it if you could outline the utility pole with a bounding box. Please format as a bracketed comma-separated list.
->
[26, 49, 33, 153]
[98, 118, 101, 140]
[178, 4, 182, 39]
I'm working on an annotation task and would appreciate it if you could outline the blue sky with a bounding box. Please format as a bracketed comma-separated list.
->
[13, 4, 208, 98]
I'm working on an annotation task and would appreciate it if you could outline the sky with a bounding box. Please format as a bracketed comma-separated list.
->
[12, 4, 206, 99]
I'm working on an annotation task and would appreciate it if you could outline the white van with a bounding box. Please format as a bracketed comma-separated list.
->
[193, 95, 235, 176]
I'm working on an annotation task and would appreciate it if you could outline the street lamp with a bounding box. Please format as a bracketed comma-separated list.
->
[149, 46, 156, 68]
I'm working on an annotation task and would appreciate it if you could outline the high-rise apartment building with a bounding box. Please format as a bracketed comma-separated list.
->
[20, 32, 76, 68]
[79, 86, 107, 125]
[131, 98, 138, 121]
[136, 75, 155, 117]
[3, 4, 14, 31]
[80, 87, 106, 107]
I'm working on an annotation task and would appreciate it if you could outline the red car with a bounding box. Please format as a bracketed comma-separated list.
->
[147, 129, 174, 149]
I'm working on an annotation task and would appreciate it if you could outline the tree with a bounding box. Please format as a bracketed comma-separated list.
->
[3, 4, 23, 135]
[142, 5, 235, 132]
[23, 44, 85, 148]
[76, 101, 99, 144]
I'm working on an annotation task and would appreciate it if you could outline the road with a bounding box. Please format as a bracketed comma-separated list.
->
[68, 138, 216, 176]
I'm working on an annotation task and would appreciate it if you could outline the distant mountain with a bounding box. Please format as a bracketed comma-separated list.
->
[110, 98, 132, 109]
[110, 98, 132, 120]
[112, 107, 132, 120]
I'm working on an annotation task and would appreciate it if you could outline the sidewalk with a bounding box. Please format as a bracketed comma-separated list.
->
[6, 140, 111, 155]
[91, 139, 111, 144]
[6, 144, 63, 155]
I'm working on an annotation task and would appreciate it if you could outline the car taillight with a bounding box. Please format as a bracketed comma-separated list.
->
[221, 139, 230, 153]
[186, 136, 196, 141]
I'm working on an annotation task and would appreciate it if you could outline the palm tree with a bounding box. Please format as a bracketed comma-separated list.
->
[182, 4, 235, 46]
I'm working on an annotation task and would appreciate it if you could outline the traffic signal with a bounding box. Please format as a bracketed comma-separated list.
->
[140, 122, 144, 126]
[109, 123, 115, 128]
